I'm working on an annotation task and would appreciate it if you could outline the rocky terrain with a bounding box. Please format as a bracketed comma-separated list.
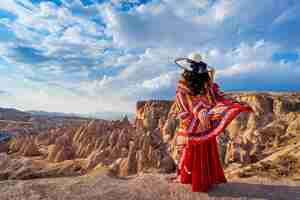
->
[0, 107, 105, 136]
[136, 92, 300, 180]
[0, 115, 175, 180]
[0, 169, 299, 200]
[0, 92, 300, 199]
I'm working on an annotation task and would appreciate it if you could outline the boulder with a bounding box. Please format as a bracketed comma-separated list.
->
[47, 134, 73, 162]
[0, 141, 9, 153]
[287, 116, 300, 136]
[161, 117, 178, 143]
[109, 130, 119, 146]
[85, 149, 108, 170]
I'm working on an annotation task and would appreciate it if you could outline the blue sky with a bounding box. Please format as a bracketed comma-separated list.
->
[0, 0, 299, 114]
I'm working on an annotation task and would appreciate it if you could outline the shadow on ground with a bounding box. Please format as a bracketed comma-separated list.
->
[208, 181, 300, 200]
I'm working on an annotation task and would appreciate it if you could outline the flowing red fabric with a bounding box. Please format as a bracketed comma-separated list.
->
[178, 101, 253, 192]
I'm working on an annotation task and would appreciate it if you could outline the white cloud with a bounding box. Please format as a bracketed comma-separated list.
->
[212, 0, 234, 22]
[210, 40, 278, 77]
[0, 0, 299, 114]
[273, 4, 300, 25]
[141, 71, 179, 90]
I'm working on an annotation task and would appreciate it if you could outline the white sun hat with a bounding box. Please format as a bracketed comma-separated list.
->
[175, 52, 214, 74]
[188, 52, 203, 63]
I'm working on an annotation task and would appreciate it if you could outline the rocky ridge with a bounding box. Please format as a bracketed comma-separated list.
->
[0, 114, 175, 180]
[0, 92, 299, 181]
[136, 92, 300, 180]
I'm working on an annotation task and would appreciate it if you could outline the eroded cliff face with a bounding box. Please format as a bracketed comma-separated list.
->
[0, 113, 175, 180]
[135, 92, 300, 180]
[0, 92, 299, 181]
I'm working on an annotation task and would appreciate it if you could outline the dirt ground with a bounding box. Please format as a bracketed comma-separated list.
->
[0, 170, 300, 200]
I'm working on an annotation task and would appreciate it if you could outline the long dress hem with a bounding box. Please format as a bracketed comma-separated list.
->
[178, 102, 253, 192]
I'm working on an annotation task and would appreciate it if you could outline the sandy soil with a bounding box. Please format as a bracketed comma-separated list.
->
[0, 170, 300, 200]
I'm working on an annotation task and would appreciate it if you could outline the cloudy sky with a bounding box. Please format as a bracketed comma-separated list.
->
[0, 0, 299, 115]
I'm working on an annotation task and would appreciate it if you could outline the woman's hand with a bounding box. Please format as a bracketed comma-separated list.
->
[197, 108, 209, 122]
[196, 108, 212, 132]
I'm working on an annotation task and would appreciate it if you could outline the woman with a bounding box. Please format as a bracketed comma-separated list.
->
[172, 52, 253, 192]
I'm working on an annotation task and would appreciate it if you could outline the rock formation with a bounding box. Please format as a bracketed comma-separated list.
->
[0, 140, 9, 153]
[135, 92, 300, 179]
[0, 92, 299, 181]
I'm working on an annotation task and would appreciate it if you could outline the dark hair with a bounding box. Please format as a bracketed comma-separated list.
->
[182, 69, 210, 96]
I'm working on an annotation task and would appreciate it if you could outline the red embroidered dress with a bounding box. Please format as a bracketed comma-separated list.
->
[174, 78, 253, 192]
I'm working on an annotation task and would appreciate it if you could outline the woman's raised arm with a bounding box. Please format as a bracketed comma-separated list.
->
[212, 83, 236, 104]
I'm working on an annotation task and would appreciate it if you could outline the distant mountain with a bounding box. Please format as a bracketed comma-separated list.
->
[0, 107, 31, 121]
[0, 106, 135, 122]
[28, 110, 80, 118]
[81, 111, 136, 122]
[28, 110, 135, 122]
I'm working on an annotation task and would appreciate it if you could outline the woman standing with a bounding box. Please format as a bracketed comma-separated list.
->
[172, 52, 253, 192]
